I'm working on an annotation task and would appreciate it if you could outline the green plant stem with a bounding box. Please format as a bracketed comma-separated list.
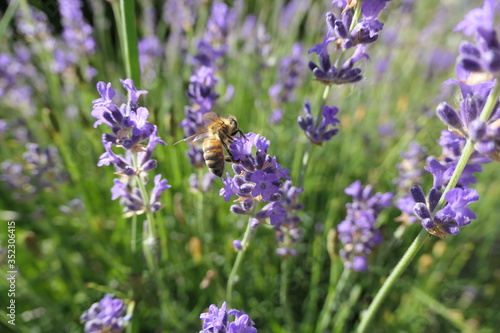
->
[316, 267, 349, 333]
[349, 0, 364, 31]
[435, 77, 500, 212]
[280, 256, 294, 330]
[356, 229, 428, 333]
[356, 78, 500, 332]
[298, 85, 331, 187]
[119, 0, 141, 84]
[0, 0, 19, 40]
[226, 218, 254, 303]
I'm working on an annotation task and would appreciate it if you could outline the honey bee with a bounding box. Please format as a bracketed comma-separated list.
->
[175, 112, 246, 177]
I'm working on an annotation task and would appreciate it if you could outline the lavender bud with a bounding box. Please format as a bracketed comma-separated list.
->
[410, 185, 426, 203]
[230, 204, 247, 215]
[242, 199, 254, 211]
[250, 218, 260, 229]
[240, 183, 254, 194]
[421, 218, 434, 229]
[458, 41, 480, 57]
[437, 102, 463, 129]
[326, 12, 336, 31]
[485, 50, 500, 72]
[428, 188, 442, 212]
[459, 57, 483, 72]
[334, 21, 348, 39]
[413, 202, 431, 219]
[142, 159, 157, 171]
[475, 140, 497, 154]
[468, 119, 486, 141]
[233, 240, 242, 251]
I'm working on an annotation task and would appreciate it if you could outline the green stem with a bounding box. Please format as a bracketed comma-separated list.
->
[298, 85, 331, 187]
[349, 0, 364, 32]
[356, 78, 500, 332]
[280, 254, 294, 329]
[0, 0, 19, 40]
[316, 267, 349, 333]
[119, 0, 141, 84]
[435, 78, 500, 212]
[226, 218, 254, 303]
[356, 229, 428, 333]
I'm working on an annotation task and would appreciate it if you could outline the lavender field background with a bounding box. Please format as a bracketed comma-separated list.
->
[1, 0, 500, 332]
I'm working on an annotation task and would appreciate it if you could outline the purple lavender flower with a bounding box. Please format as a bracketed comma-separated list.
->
[138, 36, 164, 85]
[269, 43, 306, 106]
[219, 133, 304, 255]
[308, 44, 365, 85]
[1, 143, 65, 200]
[163, 0, 198, 32]
[455, 0, 500, 74]
[308, 1, 392, 85]
[411, 185, 479, 238]
[298, 102, 340, 145]
[59, 0, 96, 55]
[180, 66, 221, 169]
[337, 181, 393, 272]
[193, 1, 236, 68]
[394, 142, 427, 225]
[199, 302, 257, 333]
[92, 80, 169, 214]
[394, 141, 427, 192]
[80, 294, 131, 333]
[239, 16, 273, 68]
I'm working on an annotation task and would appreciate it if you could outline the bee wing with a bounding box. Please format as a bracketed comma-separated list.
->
[202, 112, 222, 127]
[173, 131, 209, 145]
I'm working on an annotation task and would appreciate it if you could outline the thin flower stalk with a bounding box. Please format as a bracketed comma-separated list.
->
[357, 46, 500, 333]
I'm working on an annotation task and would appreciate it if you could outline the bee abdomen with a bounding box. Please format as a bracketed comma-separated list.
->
[203, 139, 225, 177]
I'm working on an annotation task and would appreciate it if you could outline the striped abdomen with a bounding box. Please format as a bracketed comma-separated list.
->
[203, 137, 225, 177]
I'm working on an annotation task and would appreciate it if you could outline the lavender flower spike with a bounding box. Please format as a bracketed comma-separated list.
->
[80, 294, 131, 333]
[298, 102, 340, 145]
[337, 180, 393, 272]
[410, 185, 479, 238]
[92, 80, 169, 214]
[199, 302, 257, 333]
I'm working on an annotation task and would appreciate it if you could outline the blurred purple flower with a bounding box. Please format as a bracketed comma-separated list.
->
[138, 36, 164, 85]
[455, 0, 500, 73]
[199, 302, 257, 333]
[80, 294, 130, 333]
[337, 180, 393, 272]
[269, 43, 306, 107]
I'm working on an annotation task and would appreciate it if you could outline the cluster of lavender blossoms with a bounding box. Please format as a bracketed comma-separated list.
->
[337, 181, 393, 272]
[298, 103, 340, 145]
[179, 1, 236, 189]
[268, 43, 306, 124]
[57, 0, 96, 79]
[91, 79, 170, 215]
[192, 1, 236, 68]
[1, 143, 66, 200]
[220, 133, 304, 256]
[410, 0, 499, 238]
[300, 0, 391, 145]
[80, 294, 130, 333]
[393, 142, 427, 225]
[199, 302, 257, 333]
[180, 66, 220, 170]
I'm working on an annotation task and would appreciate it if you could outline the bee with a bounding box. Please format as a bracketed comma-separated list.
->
[174, 112, 246, 177]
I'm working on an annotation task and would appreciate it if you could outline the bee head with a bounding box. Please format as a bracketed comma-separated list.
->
[227, 116, 239, 135]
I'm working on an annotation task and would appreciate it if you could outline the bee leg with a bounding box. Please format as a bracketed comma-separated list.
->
[222, 141, 240, 163]
[238, 130, 248, 141]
